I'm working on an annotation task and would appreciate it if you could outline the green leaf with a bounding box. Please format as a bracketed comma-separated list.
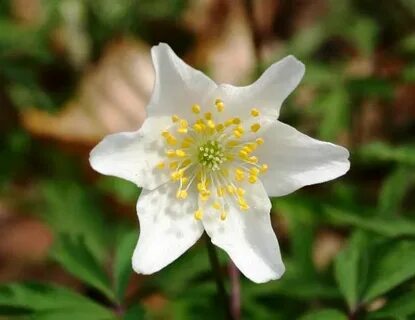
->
[97, 177, 140, 205]
[368, 291, 415, 319]
[324, 206, 415, 237]
[114, 229, 137, 300]
[40, 180, 109, 261]
[123, 304, 146, 320]
[363, 240, 415, 302]
[51, 234, 116, 303]
[378, 166, 413, 217]
[318, 86, 349, 140]
[0, 283, 114, 319]
[358, 142, 415, 166]
[335, 231, 370, 310]
[347, 78, 393, 100]
[299, 309, 348, 320]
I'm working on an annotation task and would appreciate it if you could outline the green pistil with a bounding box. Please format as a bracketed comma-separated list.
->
[198, 140, 225, 171]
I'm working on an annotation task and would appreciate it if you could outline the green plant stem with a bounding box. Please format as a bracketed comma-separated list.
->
[205, 235, 234, 320]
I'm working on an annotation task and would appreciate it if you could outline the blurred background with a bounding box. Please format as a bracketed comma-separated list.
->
[1, 0, 415, 319]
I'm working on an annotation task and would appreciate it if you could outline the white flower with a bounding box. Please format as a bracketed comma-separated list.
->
[89, 43, 350, 283]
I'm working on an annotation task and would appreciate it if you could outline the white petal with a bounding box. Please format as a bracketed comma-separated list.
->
[202, 182, 284, 283]
[147, 43, 217, 118]
[209, 55, 304, 119]
[89, 116, 170, 190]
[132, 184, 204, 274]
[257, 121, 350, 197]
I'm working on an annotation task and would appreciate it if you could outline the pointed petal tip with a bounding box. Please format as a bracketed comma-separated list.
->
[247, 263, 286, 284]
[285, 54, 306, 75]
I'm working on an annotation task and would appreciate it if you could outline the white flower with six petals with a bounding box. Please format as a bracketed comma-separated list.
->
[90, 43, 350, 283]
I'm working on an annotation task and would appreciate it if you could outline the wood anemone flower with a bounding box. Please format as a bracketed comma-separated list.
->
[89, 43, 350, 283]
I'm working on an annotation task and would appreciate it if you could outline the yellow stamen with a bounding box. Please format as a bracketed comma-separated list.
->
[220, 211, 227, 221]
[178, 119, 188, 134]
[169, 161, 178, 169]
[176, 190, 188, 199]
[175, 149, 186, 157]
[215, 99, 224, 112]
[232, 118, 241, 125]
[213, 202, 221, 210]
[256, 137, 264, 145]
[192, 104, 201, 114]
[251, 123, 261, 133]
[194, 209, 203, 220]
[260, 164, 268, 173]
[248, 175, 257, 184]
[172, 115, 180, 123]
[156, 162, 165, 169]
[251, 108, 260, 117]
[166, 150, 176, 158]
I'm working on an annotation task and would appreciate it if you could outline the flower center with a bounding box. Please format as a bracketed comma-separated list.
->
[155, 99, 268, 221]
[198, 140, 225, 171]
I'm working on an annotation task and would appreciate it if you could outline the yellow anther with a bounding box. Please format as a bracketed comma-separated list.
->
[181, 176, 189, 184]
[177, 119, 188, 133]
[260, 164, 268, 173]
[207, 120, 215, 129]
[246, 142, 257, 151]
[233, 126, 244, 138]
[213, 202, 221, 210]
[156, 162, 165, 169]
[172, 115, 180, 123]
[169, 161, 178, 169]
[193, 123, 204, 132]
[166, 150, 176, 158]
[227, 185, 235, 194]
[181, 140, 191, 148]
[248, 156, 258, 164]
[236, 187, 245, 197]
[216, 123, 225, 132]
[175, 149, 186, 157]
[249, 167, 260, 175]
[220, 211, 227, 221]
[182, 159, 192, 167]
[192, 104, 201, 114]
[239, 149, 248, 158]
[239, 202, 250, 211]
[176, 190, 188, 199]
[251, 108, 260, 117]
[238, 198, 249, 210]
[251, 123, 261, 133]
[235, 168, 245, 181]
[215, 99, 225, 112]
[217, 187, 226, 197]
[197, 182, 206, 192]
[200, 190, 211, 201]
[232, 118, 241, 125]
[226, 140, 239, 147]
[225, 119, 233, 127]
[205, 112, 212, 120]
[256, 137, 264, 145]
[161, 130, 170, 137]
[248, 175, 257, 184]
[166, 136, 177, 145]
[194, 209, 203, 220]
[171, 170, 183, 181]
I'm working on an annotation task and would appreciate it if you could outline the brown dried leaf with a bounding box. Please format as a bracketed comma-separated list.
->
[186, 0, 256, 85]
[21, 38, 153, 144]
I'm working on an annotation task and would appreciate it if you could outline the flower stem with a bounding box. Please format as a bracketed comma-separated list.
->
[229, 261, 241, 320]
[205, 235, 234, 320]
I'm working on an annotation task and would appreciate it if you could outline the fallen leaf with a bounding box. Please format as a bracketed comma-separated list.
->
[21, 38, 153, 144]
